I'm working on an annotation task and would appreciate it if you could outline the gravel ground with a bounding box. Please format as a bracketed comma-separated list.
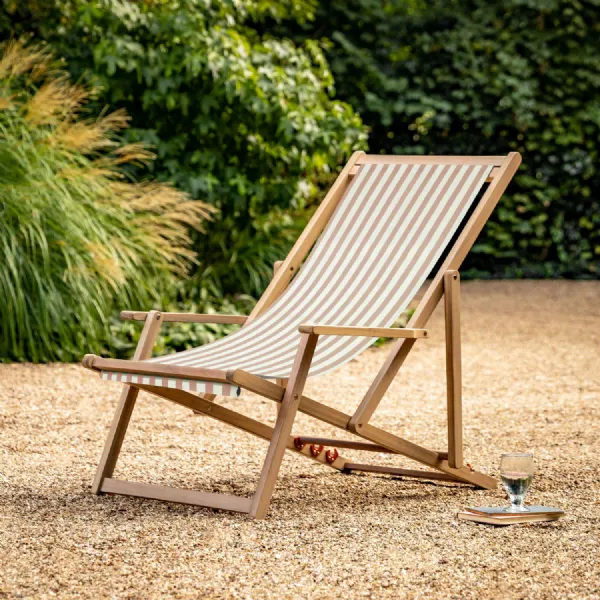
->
[1, 281, 599, 600]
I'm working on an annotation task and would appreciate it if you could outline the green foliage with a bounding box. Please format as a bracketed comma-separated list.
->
[4, 0, 367, 298]
[0, 39, 214, 362]
[280, 0, 600, 277]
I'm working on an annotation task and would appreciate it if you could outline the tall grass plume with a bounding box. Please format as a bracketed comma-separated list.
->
[0, 39, 216, 362]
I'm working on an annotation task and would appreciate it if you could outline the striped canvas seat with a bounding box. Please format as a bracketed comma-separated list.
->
[99, 370, 241, 397]
[99, 160, 492, 394]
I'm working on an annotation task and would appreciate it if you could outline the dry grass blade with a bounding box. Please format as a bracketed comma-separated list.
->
[113, 142, 155, 166]
[0, 38, 53, 80]
[24, 76, 90, 125]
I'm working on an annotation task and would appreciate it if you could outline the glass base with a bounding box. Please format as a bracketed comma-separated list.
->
[505, 504, 530, 513]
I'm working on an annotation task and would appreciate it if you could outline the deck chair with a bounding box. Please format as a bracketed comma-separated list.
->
[83, 151, 521, 519]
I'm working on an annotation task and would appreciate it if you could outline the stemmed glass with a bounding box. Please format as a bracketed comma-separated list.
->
[500, 452, 534, 513]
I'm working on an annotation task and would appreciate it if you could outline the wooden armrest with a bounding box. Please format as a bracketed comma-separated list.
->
[298, 325, 428, 339]
[83, 355, 231, 381]
[120, 311, 248, 325]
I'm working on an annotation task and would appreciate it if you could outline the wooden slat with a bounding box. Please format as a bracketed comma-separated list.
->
[273, 259, 287, 414]
[229, 370, 441, 466]
[227, 370, 496, 488]
[86, 357, 231, 383]
[247, 151, 365, 321]
[349, 165, 498, 180]
[356, 155, 506, 165]
[228, 369, 352, 430]
[120, 311, 247, 325]
[298, 325, 428, 338]
[101, 479, 252, 513]
[295, 437, 394, 452]
[295, 437, 449, 457]
[444, 270, 463, 468]
[227, 369, 285, 399]
[343, 463, 463, 482]
[91, 310, 163, 494]
[357, 423, 496, 489]
[357, 423, 446, 467]
[250, 333, 319, 519]
[348, 152, 522, 431]
[235, 368, 486, 486]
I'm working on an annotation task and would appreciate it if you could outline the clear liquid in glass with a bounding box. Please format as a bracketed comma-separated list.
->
[501, 471, 532, 512]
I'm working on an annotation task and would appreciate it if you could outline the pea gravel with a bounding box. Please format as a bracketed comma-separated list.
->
[1, 281, 599, 600]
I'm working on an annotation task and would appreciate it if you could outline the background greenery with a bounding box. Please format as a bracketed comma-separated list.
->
[276, 0, 600, 277]
[4, 0, 366, 299]
[1, 0, 598, 362]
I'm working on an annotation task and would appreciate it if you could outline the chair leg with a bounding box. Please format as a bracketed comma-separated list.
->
[91, 310, 163, 494]
[444, 270, 463, 469]
[250, 333, 318, 519]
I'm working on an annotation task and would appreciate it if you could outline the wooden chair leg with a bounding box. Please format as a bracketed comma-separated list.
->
[444, 270, 463, 469]
[91, 310, 163, 494]
[250, 333, 318, 519]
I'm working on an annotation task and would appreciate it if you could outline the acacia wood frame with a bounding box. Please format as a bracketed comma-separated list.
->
[88, 151, 521, 518]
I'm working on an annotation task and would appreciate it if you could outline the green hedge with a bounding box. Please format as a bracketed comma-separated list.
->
[280, 0, 600, 277]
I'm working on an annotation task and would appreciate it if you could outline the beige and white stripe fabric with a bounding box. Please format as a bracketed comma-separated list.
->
[100, 371, 241, 397]
[103, 161, 493, 391]
[126, 160, 493, 384]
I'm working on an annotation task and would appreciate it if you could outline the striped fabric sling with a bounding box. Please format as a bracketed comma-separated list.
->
[99, 160, 492, 394]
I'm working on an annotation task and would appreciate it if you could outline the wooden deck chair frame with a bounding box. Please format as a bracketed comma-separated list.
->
[85, 151, 521, 519]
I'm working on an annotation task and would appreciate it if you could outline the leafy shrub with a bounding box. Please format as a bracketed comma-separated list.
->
[4, 0, 367, 298]
[280, 0, 600, 277]
[0, 39, 214, 362]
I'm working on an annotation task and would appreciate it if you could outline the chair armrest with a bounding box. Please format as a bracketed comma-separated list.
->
[298, 324, 428, 339]
[120, 311, 248, 325]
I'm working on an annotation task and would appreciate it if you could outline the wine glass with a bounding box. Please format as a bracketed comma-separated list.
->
[500, 452, 534, 512]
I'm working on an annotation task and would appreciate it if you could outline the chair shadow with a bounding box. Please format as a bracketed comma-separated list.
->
[5, 469, 489, 524]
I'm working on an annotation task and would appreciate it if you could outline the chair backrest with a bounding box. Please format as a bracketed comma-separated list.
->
[159, 155, 510, 379]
